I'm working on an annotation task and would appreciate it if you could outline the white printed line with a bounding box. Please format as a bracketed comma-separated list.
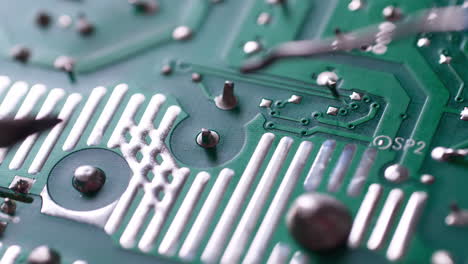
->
[119, 187, 156, 248]
[221, 137, 294, 264]
[328, 144, 356, 192]
[201, 133, 275, 264]
[303, 140, 336, 191]
[28, 93, 82, 174]
[139, 94, 166, 127]
[107, 94, 145, 148]
[0, 81, 29, 119]
[63, 86, 106, 151]
[0, 76, 11, 96]
[14, 84, 47, 119]
[179, 168, 234, 261]
[9, 89, 65, 170]
[0, 245, 21, 264]
[243, 141, 313, 264]
[347, 148, 377, 196]
[159, 172, 210, 256]
[266, 244, 290, 264]
[104, 177, 141, 235]
[386, 192, 427, 261]
[0, 84, 46, 164]
[153, 106, 181, 140]
[289, 252, 309, 264]
[367, 189, 404, 250]
[87, 84, 128, 146]
[147, 105, 181, 169]
[348, 184, 383, 248]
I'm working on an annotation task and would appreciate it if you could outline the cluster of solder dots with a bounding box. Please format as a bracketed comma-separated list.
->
[11, 1, 160, 70]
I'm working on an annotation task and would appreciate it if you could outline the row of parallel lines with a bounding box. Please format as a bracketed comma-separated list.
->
[303, 139, 377, 196]
[0, 76, 130, 175]
[266, 243, 309, 264]
[142, 134, 314, 264]
[348, 184, 428, 261]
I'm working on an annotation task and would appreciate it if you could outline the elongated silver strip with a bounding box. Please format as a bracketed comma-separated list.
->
[289, 252, 309, 264]
[221, 137, 294, 264]
[0, 76, 11, 96]
[28, 93, 82, 174]
[348, 148, 377, 196]
[179, 169, 234, 261]
[348, 184, 383, 248]
[152, 105, 180, 141]
[0, 245, 21, 264]
[328, 144, 356, 192]
[13, 84, 47, 119]
[63, 86, 107, 151]
[87, 84, 128, 146]
[104, 177, 141, 235]
[139, 94, 166, 126]
[9, 89, 65, 170]
[146, 105, 181, 170]
[303, 140, 336, 191]
[107, 94, 145, 148]
[367, 189, 404, 250]
[201, 133, 275, 264]
[266, 243, 290, 264]
[0, 84, 46, 164]
[159, 172, 210, 256]
[243, 141, 313, 264]
[72, 261, 88, 264]
[386, 192, 427, 261]
[0, 81, 28, 119]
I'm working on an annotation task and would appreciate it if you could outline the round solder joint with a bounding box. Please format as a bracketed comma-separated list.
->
[72, 165, 106, 195]
[196, 128, 219, 148]
[384, 164, 409, 183]
[286, 193, 352, 252]
[27, 245, 61, 264]
[0, 198, 16, 216]
[317, 71, 338, 87]
[215, 81, 238, 110]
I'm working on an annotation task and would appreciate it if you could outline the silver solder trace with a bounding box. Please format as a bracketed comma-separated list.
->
[242, 5, 468, 72]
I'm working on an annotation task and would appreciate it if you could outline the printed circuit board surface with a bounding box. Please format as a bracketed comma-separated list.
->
[0, 0, 466, 263]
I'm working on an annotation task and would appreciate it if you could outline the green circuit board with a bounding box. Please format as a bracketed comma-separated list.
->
[0, 0, 466, 263]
